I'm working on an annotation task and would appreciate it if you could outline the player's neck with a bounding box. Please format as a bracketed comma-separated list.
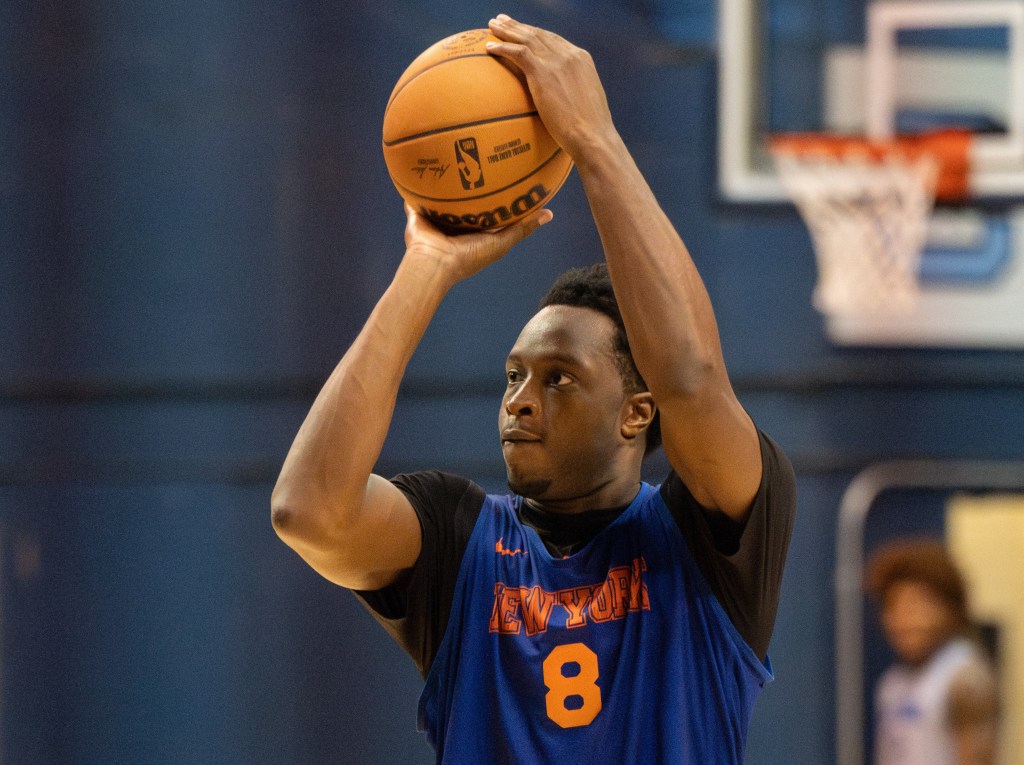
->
[522, 478, 642, 516]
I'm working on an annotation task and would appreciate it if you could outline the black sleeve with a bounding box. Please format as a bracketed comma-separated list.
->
[351, 470, 485, 678]
[659, 429, 796, 660]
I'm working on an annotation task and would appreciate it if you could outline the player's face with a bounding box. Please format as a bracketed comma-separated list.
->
[880, 579, 959, 666]
[499, 305, 634, 509]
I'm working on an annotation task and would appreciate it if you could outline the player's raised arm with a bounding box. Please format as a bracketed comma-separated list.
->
[271, 205, 551, 590]
[487, 15, 761, 521]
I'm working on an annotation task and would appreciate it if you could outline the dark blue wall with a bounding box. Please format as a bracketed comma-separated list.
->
[4, 1, 1024, 763]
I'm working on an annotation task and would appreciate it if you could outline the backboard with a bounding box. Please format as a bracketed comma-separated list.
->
[719, 0, 1024, 347]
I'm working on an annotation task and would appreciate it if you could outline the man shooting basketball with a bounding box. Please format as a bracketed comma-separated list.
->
[272, 14, 796, 764]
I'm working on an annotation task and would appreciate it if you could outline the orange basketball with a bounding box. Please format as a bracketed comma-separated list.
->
[382, 29, 574, 231]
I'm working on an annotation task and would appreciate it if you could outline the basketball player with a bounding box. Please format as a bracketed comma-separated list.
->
[272, 14, 796, 763]
[867, 539, 1000, 765]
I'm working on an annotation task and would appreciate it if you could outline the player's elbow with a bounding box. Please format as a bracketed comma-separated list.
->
[270, 486, 330, 550]
[271, 481, 362, 559]
[270, 491, 305, 549]
[270, 494, 297, 538]
[271, 491, 392, 590]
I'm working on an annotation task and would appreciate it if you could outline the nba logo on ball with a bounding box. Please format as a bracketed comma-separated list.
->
[382, 29, 574, 230]
[455, 138, 485, 190]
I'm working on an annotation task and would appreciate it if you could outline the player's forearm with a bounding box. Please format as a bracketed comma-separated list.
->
[574, 135, 727, 397]
[271, 254, 454, 545]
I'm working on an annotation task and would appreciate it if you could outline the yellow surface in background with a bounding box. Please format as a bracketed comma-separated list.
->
[948, 494, 1024, 765]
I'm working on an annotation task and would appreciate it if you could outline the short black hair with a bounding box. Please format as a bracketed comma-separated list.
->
[539, 263, 662, 455]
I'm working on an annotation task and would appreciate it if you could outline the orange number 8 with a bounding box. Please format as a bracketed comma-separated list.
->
[542, 642, 602, 728]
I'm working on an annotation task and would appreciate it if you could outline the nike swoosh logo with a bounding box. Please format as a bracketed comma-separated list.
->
[495, 537, 527, 557]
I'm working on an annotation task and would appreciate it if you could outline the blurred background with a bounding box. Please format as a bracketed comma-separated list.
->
[3, 0, 1023, 763]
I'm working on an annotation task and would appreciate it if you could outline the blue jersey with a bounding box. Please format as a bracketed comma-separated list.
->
[418, 481, 773, 764]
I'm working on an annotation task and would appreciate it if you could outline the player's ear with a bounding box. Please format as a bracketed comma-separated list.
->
[621, 392, 655, 440]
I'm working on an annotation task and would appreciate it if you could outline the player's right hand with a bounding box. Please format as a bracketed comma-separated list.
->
[402, 203, 553, 284]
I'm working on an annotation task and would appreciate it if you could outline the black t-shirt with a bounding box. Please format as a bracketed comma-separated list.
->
[356, 429, 796, 677]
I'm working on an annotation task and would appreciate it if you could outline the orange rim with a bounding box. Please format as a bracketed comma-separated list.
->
[769, 129, 972, 202]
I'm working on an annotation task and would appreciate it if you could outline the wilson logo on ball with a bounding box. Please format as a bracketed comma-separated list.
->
[455, 138, 485, 190]
[419, 183, 550, 229]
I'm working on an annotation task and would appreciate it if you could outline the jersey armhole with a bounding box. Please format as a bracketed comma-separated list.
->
[352, 471, 486, 677]
[659, 428, 796, 660]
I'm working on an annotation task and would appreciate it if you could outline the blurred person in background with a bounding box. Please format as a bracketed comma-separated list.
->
[867, 538, 1000, 765]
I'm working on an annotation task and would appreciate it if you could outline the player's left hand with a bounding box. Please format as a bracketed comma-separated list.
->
[485, 14, 617, 163]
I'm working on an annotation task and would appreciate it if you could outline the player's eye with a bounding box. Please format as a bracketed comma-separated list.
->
[506, 369, 522, 384]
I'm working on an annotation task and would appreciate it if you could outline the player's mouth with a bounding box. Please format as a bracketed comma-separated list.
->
[501, 427, 542, 445]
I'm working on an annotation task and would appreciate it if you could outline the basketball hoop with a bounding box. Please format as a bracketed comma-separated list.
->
[769, 130, 972, 316]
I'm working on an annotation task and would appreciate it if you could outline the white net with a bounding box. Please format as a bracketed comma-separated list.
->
[772, 145, 939, 315]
